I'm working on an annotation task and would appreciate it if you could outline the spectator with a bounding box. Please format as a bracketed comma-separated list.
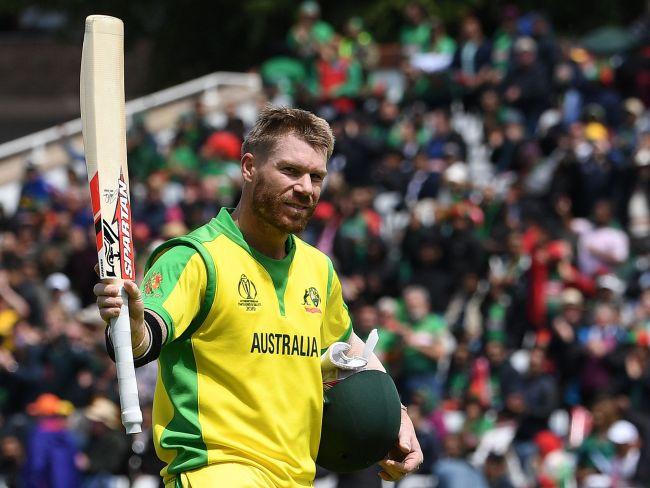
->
[424, 108, 468, 162]
[433, 434, 489, 488]
[582, 419, 645, 486]
[509, 348, 559, 475]
[400, 2, 432, 56]
[576, 398, 619, 481]
[501, 37, 551, 133]
[339, 17, 379, 70]
[0, 435, 24, 488]
[548, 288, 587, 404]
[286, 1, 334, 61]
[483, 452, 514, 488]
[405, 402, 441, 475]
[452, 15, 492, 111]
[395, 286, 453, 403]
[22, 393, 79, 488]
[77, 397, 130, 487]
[491, 6, 520, 81]
[578, 302, 626, 403]
[576, 199, 630, 277]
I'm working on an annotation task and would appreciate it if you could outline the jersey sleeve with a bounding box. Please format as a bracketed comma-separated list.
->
[141, 245, 207, 343]
[321, 262, 353, 352]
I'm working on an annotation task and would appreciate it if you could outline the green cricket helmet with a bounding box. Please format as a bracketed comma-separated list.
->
[316, 370, 401, 473]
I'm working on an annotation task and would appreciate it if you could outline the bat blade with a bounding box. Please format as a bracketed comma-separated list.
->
[80, 15, 135, 283]
[80, 15, 141, 434]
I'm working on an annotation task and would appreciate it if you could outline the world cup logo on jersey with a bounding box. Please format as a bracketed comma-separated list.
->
[238, 274, 257, 300]
[238, 274, 260, 312]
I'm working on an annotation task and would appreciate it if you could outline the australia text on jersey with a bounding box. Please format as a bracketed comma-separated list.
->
[250, 332, 319, 357]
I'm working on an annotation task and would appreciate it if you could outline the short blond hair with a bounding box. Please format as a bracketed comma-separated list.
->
[242, 105, 335, 159]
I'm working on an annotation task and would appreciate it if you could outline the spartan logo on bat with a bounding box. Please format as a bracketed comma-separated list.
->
[99, 170, 135, 280]
[238, 274, 261, 312]
[112, 170, 135, 280]
[302, 287, 322, 314]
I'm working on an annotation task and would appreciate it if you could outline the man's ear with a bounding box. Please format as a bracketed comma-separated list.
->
[241, 152, 256, 183]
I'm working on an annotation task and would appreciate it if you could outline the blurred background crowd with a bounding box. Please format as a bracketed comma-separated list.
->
[1, 1, 650, 487]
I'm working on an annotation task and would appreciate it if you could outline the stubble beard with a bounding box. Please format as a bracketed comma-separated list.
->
[251, 176, 316, 234]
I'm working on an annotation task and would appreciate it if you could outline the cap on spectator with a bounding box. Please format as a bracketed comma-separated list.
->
[203, 131, 241, 160]
[376, 296, 398, 316]
[85, 397, 121, 429]
[635, 148, 650, 167]
[534, 430, 563, 458]
[624, 98, 645, 118]
[585, 122, 608, 142]
[45, 273, 70, 292]
[514, 36, 537, 54]
[537, 109, 562, 136]
[570, 47, 590, 64]
[607, 420, 639, 445]
[27, 393, 74, 417]
[313, 201, 336, 220]
[444, 162, 469, 185]
[547, 240, 570, 261]
[596, 274, 626, 296]
[561, 288, 584, 307]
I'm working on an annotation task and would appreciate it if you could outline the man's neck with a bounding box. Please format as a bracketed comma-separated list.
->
[231, 204, 289, 259]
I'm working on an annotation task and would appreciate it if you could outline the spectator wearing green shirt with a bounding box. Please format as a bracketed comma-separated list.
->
[286, 1, 334, 61]
[167, 132, 201, 180]
[491, 6, 520, 82]
[126, 114, 165, 182]
[400, 2, 432, 56]
[576, 397, 619, 483]
[430, 17, 457, 56]
[397, 286, 455, 403]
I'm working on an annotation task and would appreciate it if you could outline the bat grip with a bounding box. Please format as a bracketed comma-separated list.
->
[110, 285, 143, 434]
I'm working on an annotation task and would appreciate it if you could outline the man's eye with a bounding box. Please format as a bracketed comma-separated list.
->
[311, 174, 324, 182]
[283, 167, 299, 176]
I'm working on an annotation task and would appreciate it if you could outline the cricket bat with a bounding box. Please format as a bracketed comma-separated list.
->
[80, 15, 142, 434]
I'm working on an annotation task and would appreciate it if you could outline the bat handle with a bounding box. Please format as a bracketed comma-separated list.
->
[110, 285, 143, 434]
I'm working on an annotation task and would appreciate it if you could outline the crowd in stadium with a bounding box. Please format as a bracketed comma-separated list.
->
[1, 1, 649, 487]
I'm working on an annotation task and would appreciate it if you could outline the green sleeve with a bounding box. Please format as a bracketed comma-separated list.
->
[142, 245, 203, 343]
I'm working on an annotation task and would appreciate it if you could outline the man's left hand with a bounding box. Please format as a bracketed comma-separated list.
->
[378, 406, 423, 482]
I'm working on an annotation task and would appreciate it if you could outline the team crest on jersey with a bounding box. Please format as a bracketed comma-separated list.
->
[238, 274, 261, 312]
[302, 287, 321, 314]
[143, 272, 163, 297]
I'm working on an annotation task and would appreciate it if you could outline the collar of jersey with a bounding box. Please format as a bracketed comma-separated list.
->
[210, 207, 296, 262]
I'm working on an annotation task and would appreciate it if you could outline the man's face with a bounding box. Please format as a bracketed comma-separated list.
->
[249, 133, 327, 234]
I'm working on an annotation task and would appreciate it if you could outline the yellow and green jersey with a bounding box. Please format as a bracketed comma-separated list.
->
[141, 208, 352, 487]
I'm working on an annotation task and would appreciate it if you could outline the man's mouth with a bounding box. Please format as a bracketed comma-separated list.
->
[284, 202, 310, 211]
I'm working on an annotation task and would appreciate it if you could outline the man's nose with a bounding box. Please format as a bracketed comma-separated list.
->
[294, 173, 313, 196]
